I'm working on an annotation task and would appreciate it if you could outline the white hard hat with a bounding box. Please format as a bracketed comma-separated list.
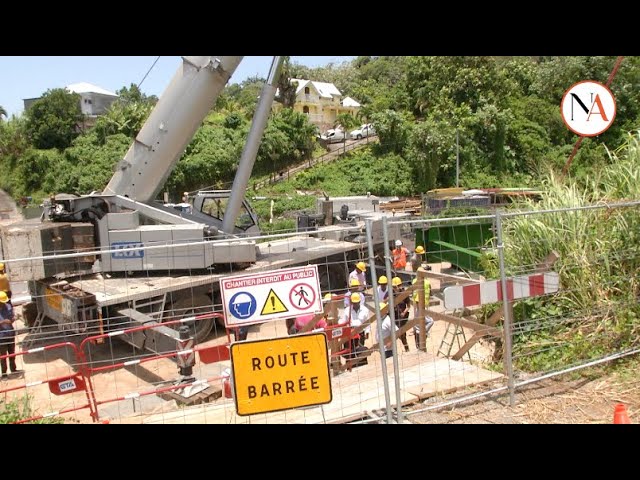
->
[395, 240, 403, 247]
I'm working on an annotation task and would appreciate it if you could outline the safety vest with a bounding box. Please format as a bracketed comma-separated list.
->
[392, 247, 408, 269]
[412, 277, 431, 304]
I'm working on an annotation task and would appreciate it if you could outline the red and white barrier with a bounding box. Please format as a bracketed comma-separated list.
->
[443, 272, 560, 309]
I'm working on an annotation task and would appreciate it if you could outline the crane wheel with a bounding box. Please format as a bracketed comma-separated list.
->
[166, 294, 215, 344]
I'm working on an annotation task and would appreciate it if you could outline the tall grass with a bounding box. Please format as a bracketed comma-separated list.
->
[501, 132, 640, 370]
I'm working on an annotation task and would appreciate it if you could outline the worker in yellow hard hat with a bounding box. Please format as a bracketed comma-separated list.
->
[377, 275, 389, 302]
[343, 278, 364, 309]
[0, 263, 11, 305]
[0, 290, 20, 378]
[410, 245, 426, 272]
[376, 301, 398, 359]
[341, 292, 371, 367]
[391, 275, 411, 352]
[348, 261, 368, 295]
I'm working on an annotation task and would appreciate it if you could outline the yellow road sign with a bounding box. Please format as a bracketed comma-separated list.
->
[230, 332, 332, 416]
[260, 289, 288, 315]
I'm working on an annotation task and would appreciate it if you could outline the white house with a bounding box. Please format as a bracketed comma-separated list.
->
[65, 82, 119, 116]
[23, 82, 119, 117]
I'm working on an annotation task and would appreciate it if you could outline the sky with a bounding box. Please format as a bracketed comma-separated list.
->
[0, 56, 355, 118]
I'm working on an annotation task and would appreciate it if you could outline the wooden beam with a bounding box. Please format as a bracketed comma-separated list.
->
[485, 308, 504, 327]
[451, 331, 485, 361]
[429, 310, 501, 337]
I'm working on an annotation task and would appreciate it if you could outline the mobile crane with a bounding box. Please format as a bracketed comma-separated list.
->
[0, 56, 402, 355]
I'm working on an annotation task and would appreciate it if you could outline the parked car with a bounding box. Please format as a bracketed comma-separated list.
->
[319, 128, 346, 144]
[350, 124, 375, 140]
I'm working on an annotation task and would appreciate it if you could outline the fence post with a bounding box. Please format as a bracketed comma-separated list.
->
[495, 210, 516, 407]
[366, 219, 393, 424]
[382, 216, 403, 423]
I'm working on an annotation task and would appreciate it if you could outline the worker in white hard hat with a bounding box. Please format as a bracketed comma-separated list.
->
[392, 240, 410, 273]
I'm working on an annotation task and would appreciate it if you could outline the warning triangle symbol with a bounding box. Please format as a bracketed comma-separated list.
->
[261, 289, 289, 315]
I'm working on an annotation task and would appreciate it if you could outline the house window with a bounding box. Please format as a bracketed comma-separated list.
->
[303, 106, 310, 114]
[304, 87, 310, 95]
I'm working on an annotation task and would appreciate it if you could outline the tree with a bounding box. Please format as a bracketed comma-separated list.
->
[370, 109, 412, 155]
[24, 88, 82, 150]
[0, 106, 6, 121]
[335, 112, 358, 146]
[275, 57, 298, 109]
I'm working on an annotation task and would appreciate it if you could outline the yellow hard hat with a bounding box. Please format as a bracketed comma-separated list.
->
[356, 261, 367, 272]
[378, 275, 388, 285]
[392, 277, 403, 287]
[350, 278, 361, 287]
[0, 262, 4, 270]
[324, 293, 333, 301]
[350, 293, 361, 303]
[379, 302, 387, 310]
[0, 291, 8, 303]
[415, 246, 426, 254]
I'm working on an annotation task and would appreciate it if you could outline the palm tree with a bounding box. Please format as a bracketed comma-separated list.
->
[335, 112, 359, 151]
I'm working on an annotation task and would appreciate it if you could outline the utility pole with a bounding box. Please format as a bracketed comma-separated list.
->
[456, 129, 460, 188]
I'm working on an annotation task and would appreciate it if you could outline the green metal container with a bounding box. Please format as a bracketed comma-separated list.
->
[415, 220, 494, 273]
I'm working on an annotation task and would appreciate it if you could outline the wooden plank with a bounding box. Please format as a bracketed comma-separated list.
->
[451, 331, 485, 361]
[485, 308, 504, 327]
[429, 310, 500, 337]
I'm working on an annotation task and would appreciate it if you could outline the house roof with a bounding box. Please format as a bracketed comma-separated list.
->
[341, 96, 361, 107]
[66, 82, 119, 97]
[291, 78, 341, 98]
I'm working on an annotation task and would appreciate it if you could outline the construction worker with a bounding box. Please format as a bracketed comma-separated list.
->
[377, 275, 389, 302]
[376, 302, 398, 359]
[341, 293, 371, 366]
[392, 276, 411, 352]
[0, 263, 11, 304]
[344, 278, 365, 309]
[392, 240, 410, 273]
[342, 293, 371, 346]
[410, 245, 426, 272]
[348, 261, 368, 294]
[0, 291, 20, 379]
[412, 267, 434, 349]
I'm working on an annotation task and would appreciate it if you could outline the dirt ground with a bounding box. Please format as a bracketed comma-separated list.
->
[405, 361, 640, 424]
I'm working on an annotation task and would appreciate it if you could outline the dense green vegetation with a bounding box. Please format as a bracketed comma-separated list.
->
[3, 56, 639, 203]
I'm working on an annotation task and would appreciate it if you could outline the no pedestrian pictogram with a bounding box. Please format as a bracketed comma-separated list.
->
[289, 283, 316, 311]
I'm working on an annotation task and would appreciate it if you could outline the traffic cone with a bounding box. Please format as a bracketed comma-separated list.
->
[613, 403, 630, 424]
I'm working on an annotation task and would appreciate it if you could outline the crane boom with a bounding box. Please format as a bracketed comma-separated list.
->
[103, 56, 243, 203]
